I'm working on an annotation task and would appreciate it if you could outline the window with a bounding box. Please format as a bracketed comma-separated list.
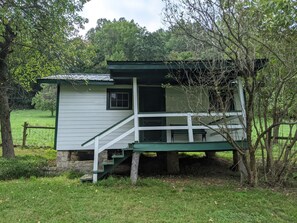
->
[209, 89, 235, 112]
[107, 89, 132, 110]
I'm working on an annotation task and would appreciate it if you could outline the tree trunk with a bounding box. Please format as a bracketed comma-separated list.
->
[245, 105, 258, 186]
[248, 150, 257, 187]
[0, 24, 16, 158]
[272, 114, 280, 144]
[0, 88, 15, 158]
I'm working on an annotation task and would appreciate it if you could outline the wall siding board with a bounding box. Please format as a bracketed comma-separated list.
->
[56, 84, 133, 151]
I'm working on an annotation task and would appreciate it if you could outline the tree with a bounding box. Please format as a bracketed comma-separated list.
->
[163, 0, 297, 186]
[86, 18, 145, 72]
[0, 0, 88, 158]
[32, 84, 56, 117]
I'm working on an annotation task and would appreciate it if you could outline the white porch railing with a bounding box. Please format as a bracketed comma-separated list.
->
[82, 111, 244, 182]
[137, 112, 244, 142]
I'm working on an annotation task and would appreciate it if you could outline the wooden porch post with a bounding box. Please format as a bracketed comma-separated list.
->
[133, 77, 139, 142]
[232, 150, 239, 171]
[130, 152, 140, 184]
[167, 151, 180, 174]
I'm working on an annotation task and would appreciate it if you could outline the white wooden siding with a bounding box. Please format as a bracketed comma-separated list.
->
[56, 84, 133, 151]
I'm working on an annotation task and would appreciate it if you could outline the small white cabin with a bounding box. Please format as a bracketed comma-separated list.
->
[39, 60, 266, 182]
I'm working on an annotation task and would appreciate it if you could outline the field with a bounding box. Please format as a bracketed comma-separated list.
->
[7, 109, 55, 147]
[0, 109, 296, 222]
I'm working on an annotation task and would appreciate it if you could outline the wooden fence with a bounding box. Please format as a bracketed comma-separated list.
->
[22, 122, 55, 147]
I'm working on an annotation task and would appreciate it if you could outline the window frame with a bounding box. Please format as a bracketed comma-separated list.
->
[106, 88, 132, 110]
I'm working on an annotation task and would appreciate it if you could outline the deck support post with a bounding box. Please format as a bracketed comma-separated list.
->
[133, 77, 139, 142]
[205, 151, 216, 158]
[167, 152, 180, 174]
[232, 150, 239, 171]
[130, 152, 140, 184]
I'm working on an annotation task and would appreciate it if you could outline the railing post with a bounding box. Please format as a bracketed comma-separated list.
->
[133, 77, 139, 142]
[187, 113, 194, 142]
[22, 122, 28, 147]
[93, 137, 99, 183]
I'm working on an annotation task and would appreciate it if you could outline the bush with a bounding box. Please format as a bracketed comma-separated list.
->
[0, 156, 48, 180]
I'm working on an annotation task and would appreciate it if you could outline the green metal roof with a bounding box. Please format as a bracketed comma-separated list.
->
[38, 74, 114, 85]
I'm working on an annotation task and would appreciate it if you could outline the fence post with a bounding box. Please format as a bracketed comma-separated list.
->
[22, 122, 28, 147]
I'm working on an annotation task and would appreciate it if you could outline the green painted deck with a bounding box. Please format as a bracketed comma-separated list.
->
[133, 140, 248, 152]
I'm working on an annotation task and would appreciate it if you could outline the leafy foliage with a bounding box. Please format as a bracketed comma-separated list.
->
[0, 0, 88, 157]
[32, 84, 57, 117]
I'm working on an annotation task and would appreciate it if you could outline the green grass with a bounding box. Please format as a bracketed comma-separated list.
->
[6, 109, 55, 147]
[0, 147, 56, 180]
[0, 176, 296, 222]
[0, 110, 296, 222]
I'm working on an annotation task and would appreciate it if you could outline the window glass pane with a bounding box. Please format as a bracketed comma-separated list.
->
[122, 93, 128, 100]
[117, 100, 123, 107]
[117, 93, 123, 100]
[111, 93, 117, 100]
[122, 100, 128, 107]
[111, 100, 117, 107]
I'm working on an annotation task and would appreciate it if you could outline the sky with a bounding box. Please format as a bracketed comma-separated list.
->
[80, 0, 166, 35]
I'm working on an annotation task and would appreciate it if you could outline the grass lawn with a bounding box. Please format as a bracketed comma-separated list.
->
[5, 109, 55, 147]
[0, 109, 296, 222]
[0, 176, 296, 223]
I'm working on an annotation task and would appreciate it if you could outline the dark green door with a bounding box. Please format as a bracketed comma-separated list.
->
[139, 86, 166, 142]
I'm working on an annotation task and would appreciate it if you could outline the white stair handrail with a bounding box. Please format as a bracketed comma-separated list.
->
[82, 114, 134, 147]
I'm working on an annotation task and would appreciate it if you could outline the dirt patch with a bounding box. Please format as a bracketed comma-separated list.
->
[114, 153, 239, 182]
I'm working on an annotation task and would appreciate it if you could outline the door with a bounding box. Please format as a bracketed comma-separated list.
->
[139, 86, 166, 142]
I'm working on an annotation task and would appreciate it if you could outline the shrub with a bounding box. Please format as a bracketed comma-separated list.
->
[0, 156, 48, 180]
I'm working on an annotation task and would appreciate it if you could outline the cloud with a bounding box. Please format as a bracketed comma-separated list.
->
[80, 0, 165, 34]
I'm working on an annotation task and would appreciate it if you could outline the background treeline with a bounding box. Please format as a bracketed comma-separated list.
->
[10, 17, 196, 108]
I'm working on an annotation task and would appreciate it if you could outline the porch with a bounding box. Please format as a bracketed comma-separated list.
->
[81, 61, 254, 183]
[81, 78, 247, 182]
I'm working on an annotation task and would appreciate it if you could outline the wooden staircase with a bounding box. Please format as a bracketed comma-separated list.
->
[80, 149, 132, 182]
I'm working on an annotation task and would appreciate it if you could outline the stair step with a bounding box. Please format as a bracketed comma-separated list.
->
[102, 161, 114, 165]
[93, 170, 104, 174]
[80, 174, 93, 182]
[112, 154, 125, 158]
[82, 147, 133, 183]
[127, 143, 134, 150]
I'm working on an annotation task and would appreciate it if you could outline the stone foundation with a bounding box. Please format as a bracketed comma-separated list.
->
[56, 150, 108, 173]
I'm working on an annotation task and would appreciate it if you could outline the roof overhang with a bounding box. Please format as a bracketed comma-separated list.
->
[108, 59, 268, 84]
